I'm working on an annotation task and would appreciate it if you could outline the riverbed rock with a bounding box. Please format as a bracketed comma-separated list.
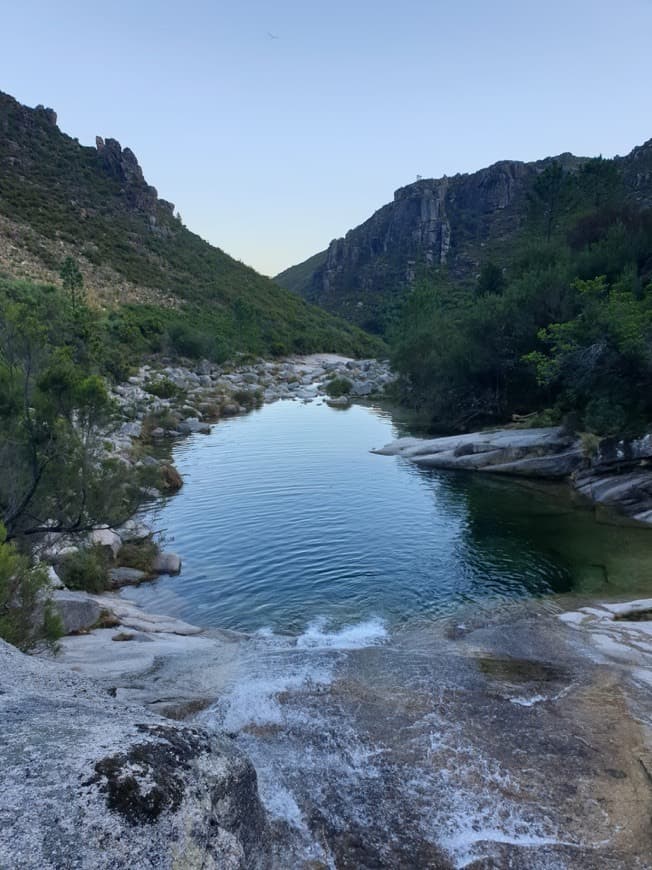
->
[118, 519, 153, 543]
[108, 567, 148, 588]
[46, 565, 64, 589]
[350, 380, 374, 397]
[373, 427, 582, 479]
[0, 639, 271, 869]
[574, 468, 652, 522]
[119, 420, 143, 439]
[152, 552, 182, 576]
[373, 425, 652, 523]
[52, 590, 102, 634]
[326, 395, 351, 407]
[177, 417, 211, 435]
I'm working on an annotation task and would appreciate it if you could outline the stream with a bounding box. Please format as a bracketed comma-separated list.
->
[126, 399, 652, 868]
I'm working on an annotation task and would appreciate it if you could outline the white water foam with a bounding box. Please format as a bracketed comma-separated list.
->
[218, 658, 333, 731]
[295, 616, 388, 650]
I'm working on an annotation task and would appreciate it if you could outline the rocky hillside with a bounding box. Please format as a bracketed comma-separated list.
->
[0, 91, 380, 359]
[275, 141, 652, 332]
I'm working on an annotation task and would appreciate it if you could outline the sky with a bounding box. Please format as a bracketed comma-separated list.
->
[2, 0, 651, 276]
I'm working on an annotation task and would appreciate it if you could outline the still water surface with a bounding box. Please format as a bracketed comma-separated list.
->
[127, 399, 652, 633]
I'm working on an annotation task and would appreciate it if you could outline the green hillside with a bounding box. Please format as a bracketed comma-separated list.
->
[0, 91, 381, 361]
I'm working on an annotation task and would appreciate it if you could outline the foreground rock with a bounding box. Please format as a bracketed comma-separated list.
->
[0, 638, 271, 870]
[374, 426, 652, 525]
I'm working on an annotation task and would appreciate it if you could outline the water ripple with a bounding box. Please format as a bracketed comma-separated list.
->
[124, 400, 652, 632]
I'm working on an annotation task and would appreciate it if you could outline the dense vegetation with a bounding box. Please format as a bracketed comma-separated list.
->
[0, 276, 158, 646]
[390, 159, 652, 434]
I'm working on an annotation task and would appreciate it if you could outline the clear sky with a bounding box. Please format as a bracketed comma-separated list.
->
[2, 0, 651, 276]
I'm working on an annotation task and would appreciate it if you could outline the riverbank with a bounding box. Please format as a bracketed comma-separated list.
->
[373, 425, 652, 526]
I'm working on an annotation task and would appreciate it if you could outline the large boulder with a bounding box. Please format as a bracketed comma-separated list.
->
[0, 640, 271, 869]
[52, 590, 102, 634]
[177, 417, 211, 435]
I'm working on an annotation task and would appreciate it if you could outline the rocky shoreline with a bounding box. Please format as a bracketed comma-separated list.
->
[3, 586, 652, 868]
[373, 425, 652, 526]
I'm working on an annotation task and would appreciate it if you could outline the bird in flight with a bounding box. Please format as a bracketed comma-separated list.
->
[267, 31, 280, 39]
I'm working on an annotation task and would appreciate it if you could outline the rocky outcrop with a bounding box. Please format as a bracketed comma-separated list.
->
[95, 135, 173, 215]
[0, 638, 271, 870]
[373, 426, 583, 478]
[276, 156, 581, 327]
[52, 589, 102, 634]
[573, 432, 652, 523]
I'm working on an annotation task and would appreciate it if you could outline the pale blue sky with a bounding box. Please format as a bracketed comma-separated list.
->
[2, 0, 651, 275]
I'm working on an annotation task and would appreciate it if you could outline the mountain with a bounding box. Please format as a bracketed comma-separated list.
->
[0, 91, 380, 359]
[275, 141, 652, 332]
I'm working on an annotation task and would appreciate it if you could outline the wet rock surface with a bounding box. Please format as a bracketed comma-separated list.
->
[202, 600, 652, 868]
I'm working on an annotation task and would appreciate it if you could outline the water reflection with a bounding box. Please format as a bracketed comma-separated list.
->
[124, 400, 652, 632]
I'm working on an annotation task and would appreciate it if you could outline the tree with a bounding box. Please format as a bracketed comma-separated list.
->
[528, 161, 571, 241]
[59, 256, 84, 309]
[476, 262, 506, 297]
[0, 295, 145, 542]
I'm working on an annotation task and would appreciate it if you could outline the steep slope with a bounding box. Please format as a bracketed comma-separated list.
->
[275, 142, 652, 332]
[0, 91, 380, 358]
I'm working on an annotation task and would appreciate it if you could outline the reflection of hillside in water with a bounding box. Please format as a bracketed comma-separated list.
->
[412, 461, 652, 601]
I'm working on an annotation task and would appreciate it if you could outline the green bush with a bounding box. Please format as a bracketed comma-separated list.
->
[0, 524, 62, 650]
[144, 377, 183, 400]
[58, 546, 110, 593]
[583, 397, 627, 436]
[117, 540, 158, 574]
[167, 323, 209, 359]
[325, 377, 353, 398]
[232, 388, 263, 408]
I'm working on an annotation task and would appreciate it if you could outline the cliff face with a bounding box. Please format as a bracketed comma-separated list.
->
[277, 143, 652, 331]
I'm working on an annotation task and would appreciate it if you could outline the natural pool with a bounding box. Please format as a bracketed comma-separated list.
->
[127, 399, 652, 633]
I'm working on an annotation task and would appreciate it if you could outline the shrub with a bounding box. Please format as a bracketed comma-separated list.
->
[167, 323, 208, 359]
[144, 377, 183, 400]
[232, 388, 262, 408]
[0, 525, 62, 650]
[325, 377, 353, 398]
[117, 540, 158, 574]
[58, 546, 110, 593]
[583, 397, 627, 436]
[159, 464, 183, 493]
[580, 432, 601, 459]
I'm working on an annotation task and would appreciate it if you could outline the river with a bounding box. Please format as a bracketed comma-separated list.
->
[125, 399, 652, 868]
